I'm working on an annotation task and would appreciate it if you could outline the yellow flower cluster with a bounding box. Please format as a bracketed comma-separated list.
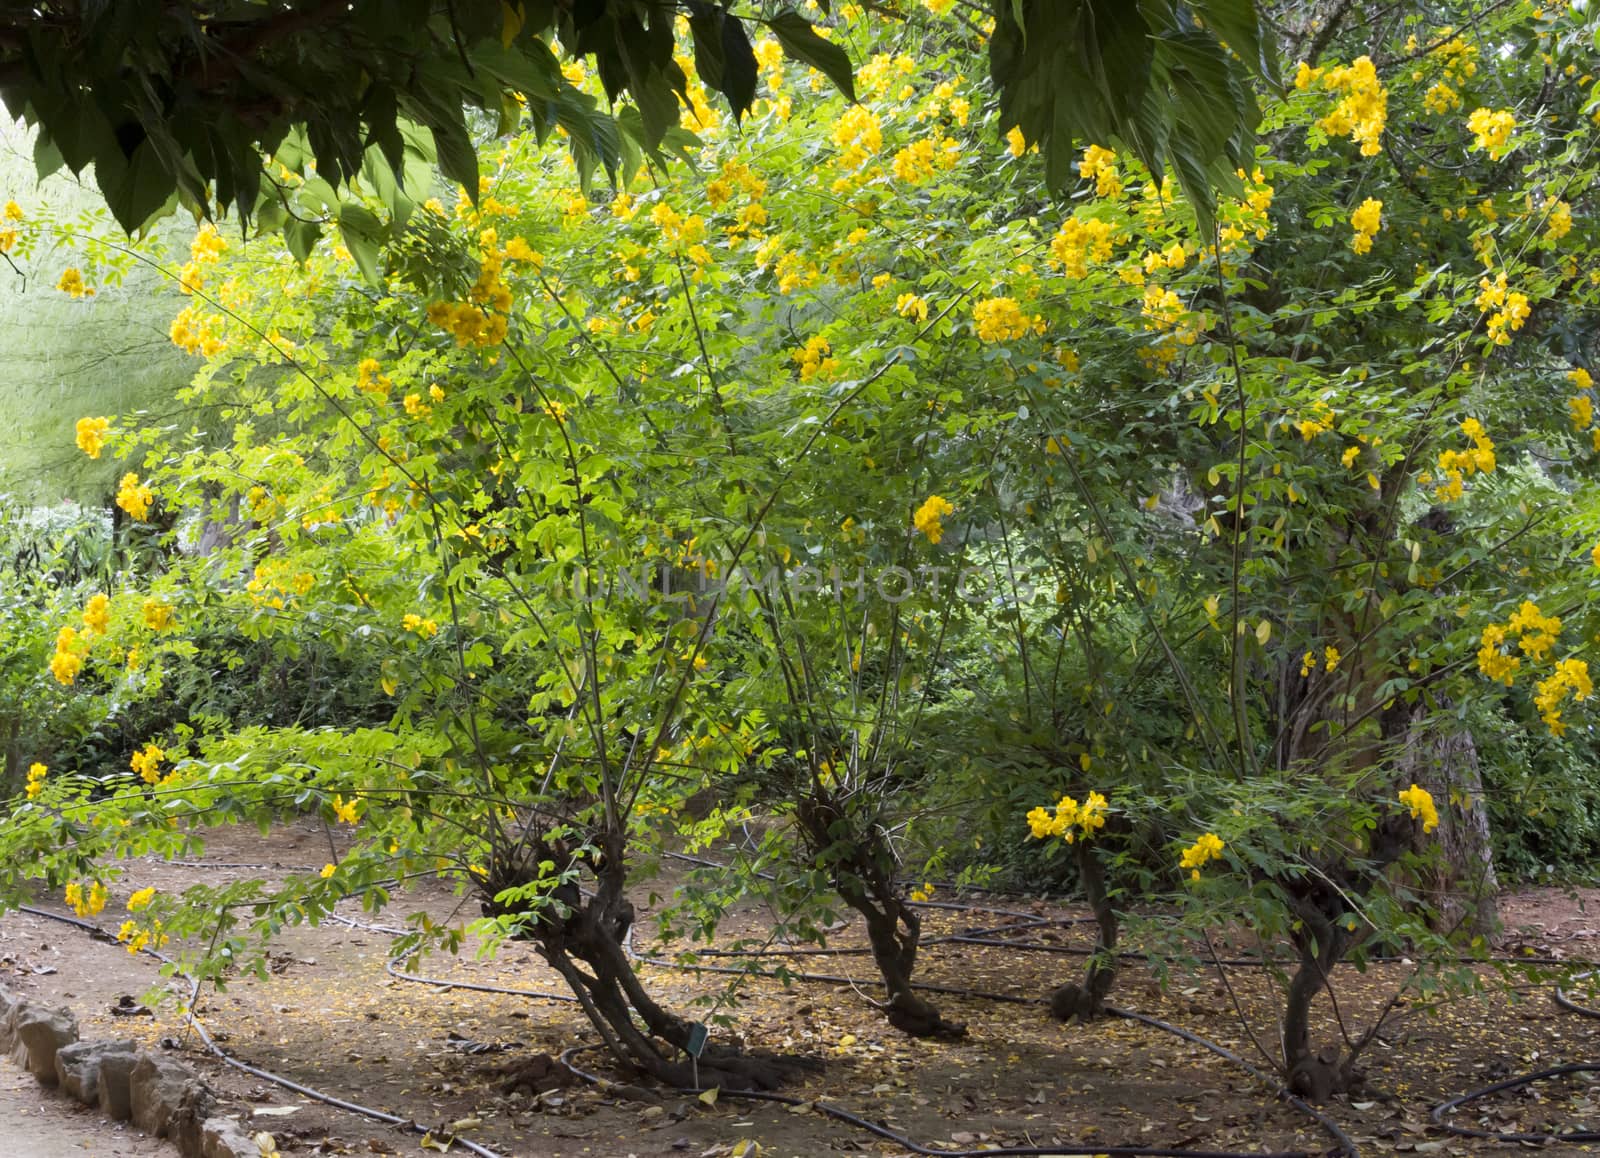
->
[402, 612, 439, 637]
[127, 887, 156, 912]
[913, 495, 954, 545]
[116, 919, 167, 955]
[1296, 398, 1335, 440]
[245, 561, 315, 610]
[890, 134, 961, 184]
[1139, 285, 1200, 369]
[1546, 200, 1573, 241]
[895, 293, 929, 322]
[1432, 416, 1496, 502]
[130, 742, 165, 785]
[1424, 82, 1462, 115]
[1049, 216, 1116, 279]
[116, 473, 154, 521]
[1299, 646, 1341, 676]
[82, 593, 110, 635]
[1572, 369, 1597, 444]
[1398, 783, 1439, 833]
[56, 267, 94, 298]
[50, 626, 85, 685]
[331, 794, 360, 824]
[169, 304, 225, 356]
[1078, 145, 1121, 197]
[1026, 790, 1108, 844]
[356, 357, 392, 397]
[0, 198, 19, 252]
[1305, 56, 1388, 156]
[832, 106, 883, 170]
[64, 881, 107, 917]
[142, 598, 175, 631]
[75, 416, 110, 459]
[792, 335, 837, 382]
[1467, 107, 1516, 159]
[1474, 272, 1530, 345]
[1535, 658, 1593, 737]
[1350, 197, 1383, 254]
[25, 761, 46, 801]
[427, 229, 516, 347]
[1478, 600, 1563, 691]
[1179, 832, 1226, 880]
[973, 296, 1043, 342]
[177, 224, 228, 295]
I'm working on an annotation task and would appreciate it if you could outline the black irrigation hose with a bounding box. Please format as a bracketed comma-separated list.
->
[1422, 969, 1600, 1144]
[326, 911, 1354, 1156]
[1106, 1006, 1357, 1158]
[1429, 1063, 1600, 1144]
[13, 903, 508, 1158]
[558, 1044, 1344, 1158]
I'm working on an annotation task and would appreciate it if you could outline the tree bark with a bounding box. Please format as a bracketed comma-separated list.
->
[1397, 703, 1500, 938]
[1049, 841, 1119, 1021]
[794, 794, 966, 1039]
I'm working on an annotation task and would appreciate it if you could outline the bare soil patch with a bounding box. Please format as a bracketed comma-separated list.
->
[5, 821, 1600, 1157]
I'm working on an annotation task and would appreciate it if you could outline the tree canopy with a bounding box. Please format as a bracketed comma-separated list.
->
[0, 0, 1269, 243]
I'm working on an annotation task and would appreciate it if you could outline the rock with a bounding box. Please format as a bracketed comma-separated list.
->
[130, 1052, 214, 1147]
[97, 1044, 143, 1120]
[55, 1038, 139, 1107]
[200, 1116, 265, 1158]
[13, 1003, 78, 1085]
[0, 985, 20, 1053]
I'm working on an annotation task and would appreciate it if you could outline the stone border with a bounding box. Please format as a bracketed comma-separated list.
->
[0, 984, 268, 1158]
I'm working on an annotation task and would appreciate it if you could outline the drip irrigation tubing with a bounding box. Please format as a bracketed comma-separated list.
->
[323, 910, 1354, 1156]
[558, 1043, 1353, 1158]
[14, 903, 508, 1158]
[1429, 1063, 1600, 1144]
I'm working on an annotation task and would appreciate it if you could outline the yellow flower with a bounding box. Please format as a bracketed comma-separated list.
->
[116, 473, 154, 521]
[3, 199, 21, 220]
[320, 863, 337, 879]
[1398, 783, 1439, 833]
[1467, 107, 1516, 159]
[65, 881, 107, 917]
[50, 626, 85, 686]
[331, 795, 360, 825]
[1570, 367, 1594, 391]
[1547, 200, 1573, 241]
[1570, 395, 1593, 430]
[1078, 144, 1121, 197]
[75, 417, 111, 459]
[56, 267, 94, 298]
[142, 598, 175, 631]
[25, 762, 47, 800]
[1314, 56, 1388, 156]
[1005, 126, 1028, 157]
[1349, 197, 1382, 253]
[973, 296, 1042, 342]
[1179, 833, 1226, 880]
[82, 593, 110, 636]
[130, 743, 165, 785]
[913, 495, 954, 545]
[126, 887, 156, 912]
[895, 293, 929, 322]
[402, 613, 439, 638]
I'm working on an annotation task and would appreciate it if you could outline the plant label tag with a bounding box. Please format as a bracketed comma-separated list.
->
[685, 1022, 708, 1058]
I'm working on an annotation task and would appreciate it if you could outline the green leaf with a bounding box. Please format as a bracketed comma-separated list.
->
[284, 217, 323, 264]
[337, 203, 386, 285]
[768, 10, 855, 102]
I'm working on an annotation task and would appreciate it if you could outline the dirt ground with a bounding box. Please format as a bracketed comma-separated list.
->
[4, 820, 1600, 1158]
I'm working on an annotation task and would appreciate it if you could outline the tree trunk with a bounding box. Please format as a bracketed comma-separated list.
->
[1397, 703, 1499, 938]
[490, 831, 820, 1090]
[1049, 841, 1118, 1021]
[793, 794, 966, 1039]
